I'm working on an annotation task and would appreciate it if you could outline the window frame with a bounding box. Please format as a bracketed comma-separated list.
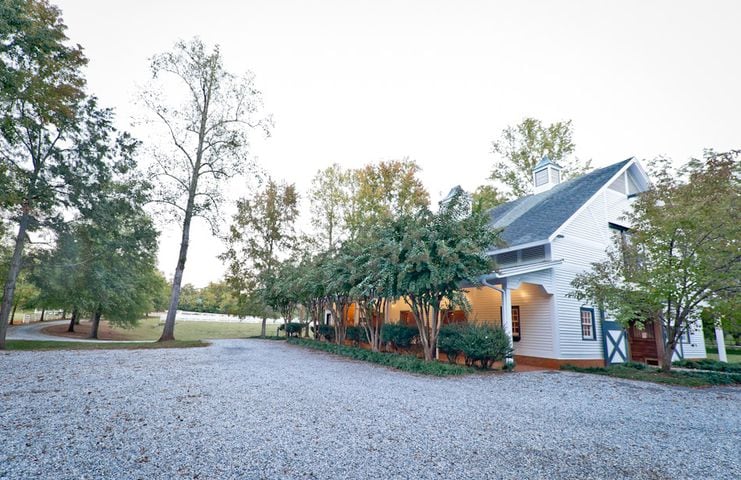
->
[498, 305, 521, 342]
[580, 307, 596, 340]
[511, 306, 521, 342]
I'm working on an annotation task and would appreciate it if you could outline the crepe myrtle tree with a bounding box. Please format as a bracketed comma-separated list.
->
[394, 191, 500, 361]
[322, 243, 357, 345]
[139, 37, 271, 342]
[349, 224, 401, 352]
[571, 151, 740, 371]
[293, 249, 328, 338]
[263, 260, 301, 331]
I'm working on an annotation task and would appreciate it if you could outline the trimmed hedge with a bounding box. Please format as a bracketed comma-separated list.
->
[673, 358, 741, 373]
[345, 326, 368, 345]
[561, 364, 741, 387]
[381, 324, 418, 349]
[287, 338, 473, 376]
[279, 322, 304, 337]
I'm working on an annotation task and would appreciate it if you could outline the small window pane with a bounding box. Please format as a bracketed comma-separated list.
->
[581, 308, 595, 340]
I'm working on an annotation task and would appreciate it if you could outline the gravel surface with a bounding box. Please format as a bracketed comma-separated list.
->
[1, 339, 739, 479]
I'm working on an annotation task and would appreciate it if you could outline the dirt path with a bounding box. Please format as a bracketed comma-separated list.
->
[6, 320, 149, 343]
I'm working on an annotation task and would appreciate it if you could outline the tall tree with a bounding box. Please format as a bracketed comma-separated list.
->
[140, 38, 270, 342]
[489, 118, 590, 198]
[571, 151, 741, 371]
[471, 184, 507, 213]
[222, 178, 298, 337]
[0, 0, 120, 348]
[351, 159, 429, 239]
[308, 163, 351, 251]
[73, 176, 159, 339]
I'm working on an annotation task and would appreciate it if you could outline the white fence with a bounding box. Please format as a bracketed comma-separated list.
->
[157, 310, 285, 325]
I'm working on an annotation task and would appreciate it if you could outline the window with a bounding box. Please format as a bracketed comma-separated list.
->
[399, 310, 414, 326]
[580, 307, 596, 340]
[498, 306, 521, 341]
[511, 306, 521, 342]
[444, 310, 466, 324]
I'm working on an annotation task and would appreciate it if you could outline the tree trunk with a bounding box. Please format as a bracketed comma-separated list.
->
[160, 207, 195, 342]
[88, 309, 102, 339]
[0, 206, 31, 349]
[67, 308, 78, 333]
[654, 319, 670, 372]
[660, 347, 674, 373]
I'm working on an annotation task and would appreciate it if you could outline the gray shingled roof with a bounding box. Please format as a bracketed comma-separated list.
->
[488, 158, 633, 249]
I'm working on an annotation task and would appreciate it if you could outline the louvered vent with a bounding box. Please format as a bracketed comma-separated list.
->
[521, 245, 546, 264]
[496, 251, 518, 266]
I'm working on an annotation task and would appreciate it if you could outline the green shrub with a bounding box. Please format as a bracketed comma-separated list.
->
[315, 324, 335, 342]
[438, 324, 466, 364]
[673, 358, 741, 373]
[287, 338, 472, 376]
[345, 326, 368, 345]
[455, 324, 513, 369]
[281, 322, 304, 337]
[381, 324, 418, 350]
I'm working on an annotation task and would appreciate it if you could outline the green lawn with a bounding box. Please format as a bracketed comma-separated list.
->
[5, 340, 206, 351]
[707, 353, 741, 363]
[109, 317, 275, 341]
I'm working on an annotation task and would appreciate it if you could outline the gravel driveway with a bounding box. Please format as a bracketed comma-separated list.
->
[1, 340, 739, 479]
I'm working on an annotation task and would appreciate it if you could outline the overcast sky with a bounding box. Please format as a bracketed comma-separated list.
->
[55, 0, 741, 287]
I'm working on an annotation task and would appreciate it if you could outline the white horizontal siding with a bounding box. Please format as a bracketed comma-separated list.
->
[553, 267, 604, 359]
[511, 283, 555, 358]
[465, 287, 500, 324]
[551, 190, 634, 360]
[679, 319, 707, 359]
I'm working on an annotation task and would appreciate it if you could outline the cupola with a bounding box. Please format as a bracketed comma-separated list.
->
[532, 155, 562, 194]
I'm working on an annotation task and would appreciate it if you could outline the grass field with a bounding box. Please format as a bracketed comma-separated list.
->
[5, 340, 206, 351]
[707, 352, 741, 363]
[84, 317, 276, 341]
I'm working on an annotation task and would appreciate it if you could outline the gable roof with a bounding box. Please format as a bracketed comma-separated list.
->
[488, 158, 633, 250]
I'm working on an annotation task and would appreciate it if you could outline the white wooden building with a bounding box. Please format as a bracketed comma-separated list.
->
[329, 157, 708, 367]
[459, 156, 707, 367]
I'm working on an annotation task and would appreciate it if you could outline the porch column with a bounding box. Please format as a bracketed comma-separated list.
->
[715, 326, 728, 363]
[501, 285, 514, 364]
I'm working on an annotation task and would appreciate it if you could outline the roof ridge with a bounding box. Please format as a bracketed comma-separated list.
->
[488, 158, 634, 249]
